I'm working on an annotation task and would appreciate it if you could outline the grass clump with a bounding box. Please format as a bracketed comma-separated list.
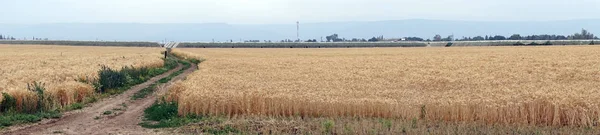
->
[65, 103, 84, 111]
[322, 120, 335, 134]
[140, 101, 203, 128]
[103, 111, 112, 115]
[143, 101, 178, 121]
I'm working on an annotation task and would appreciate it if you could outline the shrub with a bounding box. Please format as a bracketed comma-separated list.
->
[26, 81, 46, 113]
[0, 93, 16, 112]
[98, 65, 127, 93]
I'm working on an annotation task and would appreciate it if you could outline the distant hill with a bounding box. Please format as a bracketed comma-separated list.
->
[0, 19, 599, 42]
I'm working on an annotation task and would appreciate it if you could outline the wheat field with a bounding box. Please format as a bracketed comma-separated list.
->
[0, 45, 164, 111]
[169, 46, 600, 126]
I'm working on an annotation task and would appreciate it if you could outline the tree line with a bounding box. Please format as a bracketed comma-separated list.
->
[274, 29, 598, 43]
[446, 29, 597, 41]
[0, 34, 17, 40]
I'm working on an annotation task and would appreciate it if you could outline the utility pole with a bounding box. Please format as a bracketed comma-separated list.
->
[297, 21, 300, 42]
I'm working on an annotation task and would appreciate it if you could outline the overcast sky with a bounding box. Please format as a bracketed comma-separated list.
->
[2, 0, 600, 24]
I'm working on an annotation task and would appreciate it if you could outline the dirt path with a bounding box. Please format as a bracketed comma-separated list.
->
[4, 61, 198, 135]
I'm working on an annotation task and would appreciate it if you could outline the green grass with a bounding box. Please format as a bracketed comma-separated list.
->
[131, 83, 158, 100]
[0, 110, 61, 128]
[65, 103, 84, 111]
[143, 102, 178, 121]
[139, 101, 204, 128]
[158, 70, 183, 83]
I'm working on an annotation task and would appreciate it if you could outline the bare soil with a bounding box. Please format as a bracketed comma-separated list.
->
[3, 62, 197, 135]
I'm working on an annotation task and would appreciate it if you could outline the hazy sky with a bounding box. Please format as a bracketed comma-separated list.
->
[2, 0, 600, 24]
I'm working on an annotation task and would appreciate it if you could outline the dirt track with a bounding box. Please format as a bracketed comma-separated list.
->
[4, 62, 197, 135]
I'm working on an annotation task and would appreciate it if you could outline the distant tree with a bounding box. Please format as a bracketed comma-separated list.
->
[376, 35, 384, 41]
[326, 34, 342, 42]
[490, 35, 506, 40]
[361, 38, 367, 42]
[457, 36, 469, 41]
[368, 37, 379, 42]
[404, 37, 424, 41]
[508, 34, 522, 40]
[244, 40, 260, 43]
[485, 35, 489, 40]
[442, 35, 454, 41]
[306, 39, 317, 42]
[472, 36, 485, 41]
[570, 29, 596, 40]
[0, 34, 3, 40]
[582, 29, 592, 39]
[433, 34, 442, 41]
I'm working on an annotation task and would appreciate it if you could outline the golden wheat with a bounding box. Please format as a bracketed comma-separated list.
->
[170, 46, 600, 126]
[0, 45, 164, 111]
